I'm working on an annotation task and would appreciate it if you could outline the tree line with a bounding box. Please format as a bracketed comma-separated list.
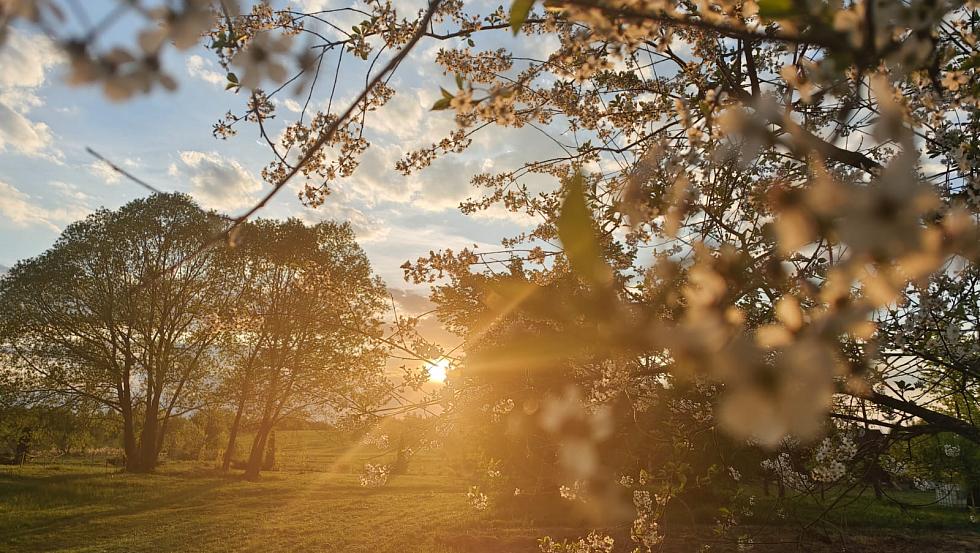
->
[0, 194, 389, 478]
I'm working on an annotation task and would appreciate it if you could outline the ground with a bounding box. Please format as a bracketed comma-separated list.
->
[2, 430, 979, 552]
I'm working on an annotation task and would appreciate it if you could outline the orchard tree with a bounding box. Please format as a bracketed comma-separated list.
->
[0, 194, 231, 472]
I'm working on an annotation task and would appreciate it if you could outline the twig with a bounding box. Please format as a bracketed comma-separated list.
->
[138, 0, 445, 287]
[85, 147, 163, 195]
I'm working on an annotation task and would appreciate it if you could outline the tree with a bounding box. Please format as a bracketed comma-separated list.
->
[219, 219, 388, 480]
[0, 194, 230, 472]
[3, 0, 980, 545]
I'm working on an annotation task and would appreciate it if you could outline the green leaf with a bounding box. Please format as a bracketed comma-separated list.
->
[467, 38, 475, 47]
[226, 72, 239, 84]
[440, 87, 454, 100]
[758, 0, 795, 18]
[431, 97, 451, 111]
[557, 172, 610, 285]
[959, 54, 980, 71]
[455, 73, 464, 89]
[509, 0, 535, 34]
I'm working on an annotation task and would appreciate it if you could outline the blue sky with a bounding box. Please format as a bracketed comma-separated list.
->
[0, 0, 561, 289]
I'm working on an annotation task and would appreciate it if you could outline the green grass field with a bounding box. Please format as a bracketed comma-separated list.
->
[256, 429, 465, 476]
[2, 430, 979, 552]
[0, 462, 474, 553]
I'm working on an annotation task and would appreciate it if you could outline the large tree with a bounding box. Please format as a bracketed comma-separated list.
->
[218, 219, 388, 480]
[0, 193, 230, 472]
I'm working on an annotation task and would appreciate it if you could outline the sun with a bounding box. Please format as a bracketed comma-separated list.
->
[426, 358, 451, 383]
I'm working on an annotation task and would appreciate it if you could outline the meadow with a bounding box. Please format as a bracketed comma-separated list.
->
[2, 430, 978, 553]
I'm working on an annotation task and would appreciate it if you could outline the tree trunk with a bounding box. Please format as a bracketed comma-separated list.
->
[133, 395, 161, 473]
[244, 373, 280, 481]
[244, 420, 272, 481]
[155, 413, 172, 461]
[14, 427, 31, 465]
[222, 397, 246, 472]
[263, 430, 276, 471]
[121, 402, 139, 472]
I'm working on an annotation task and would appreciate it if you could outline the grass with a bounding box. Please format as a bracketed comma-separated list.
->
[745, 486, 977, 530]
[2, 431, 979, 552]
[261, 429, 461, 476]
[0, 462, 473, 553]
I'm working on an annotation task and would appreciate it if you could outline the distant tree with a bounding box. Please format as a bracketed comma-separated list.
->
[0, 194, 231, 472]
[218, 219, 388, 480]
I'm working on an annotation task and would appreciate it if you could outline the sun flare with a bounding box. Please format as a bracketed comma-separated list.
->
[426, 358, 451, 383]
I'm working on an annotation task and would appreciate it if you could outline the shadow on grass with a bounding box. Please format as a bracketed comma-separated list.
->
[0, 466, 258, 549]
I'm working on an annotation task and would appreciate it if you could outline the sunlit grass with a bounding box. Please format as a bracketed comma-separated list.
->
[0, 462, 475, 553]
[2, 459, 977, 552]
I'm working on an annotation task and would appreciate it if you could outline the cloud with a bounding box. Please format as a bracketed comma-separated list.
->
[338, 144, 417, 206]
[293, 193, 392, 244]
[168, 151, 263, 211]
[0, 103, 57, 158]
[386, 287, 457, 347]
[291, 0, 333, 11]
[410, 155, 483, 212]
[186, 54, 225, 86]
[49, 181, 91, 202]
[88, 157, 140, 185]
[0, 29, 62, 160]
[387, 287, 434, 314]
[0, 180, 90, 233]
[88, 159, 123, 184]
[0, 31, 60, 90]
[365, 90, 430, 141]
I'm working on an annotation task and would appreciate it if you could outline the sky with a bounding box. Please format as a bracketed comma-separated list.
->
[0, 0, 563, 297]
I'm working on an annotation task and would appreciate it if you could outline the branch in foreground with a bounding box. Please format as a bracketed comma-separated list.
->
[145, 0, 445, 286]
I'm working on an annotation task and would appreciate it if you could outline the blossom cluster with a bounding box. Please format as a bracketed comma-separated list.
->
[539, 531, 615, 553]
[359, 463, 390, 488]
[466, 485, 489, 511]
[811, 435, 858, 483]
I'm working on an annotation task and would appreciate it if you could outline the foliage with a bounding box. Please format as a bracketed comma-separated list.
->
[217, 218, 389, 479]
[0, 194, 231, 472]
[3, 0, 980, 548]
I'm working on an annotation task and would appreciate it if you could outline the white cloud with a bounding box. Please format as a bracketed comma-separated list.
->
[88, 159, 122, 184]
[0, 102, 57, 158]
[87, 157, 140, 185]
[0, 32, 60, 90]
[291, 0, 333, 11]
[295, 199, 391, 243]
[339, 144, 418, 205]
[0, 29, 62, 160]
[410, 155, 481, 212]
[0, 181, 90, 232]
[49, 181, 90, 202]
[365, 91, 430, 141]
[186, 54, 226, 86]
[282, 98, 303, 113]
[169, 151, 263, 211]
